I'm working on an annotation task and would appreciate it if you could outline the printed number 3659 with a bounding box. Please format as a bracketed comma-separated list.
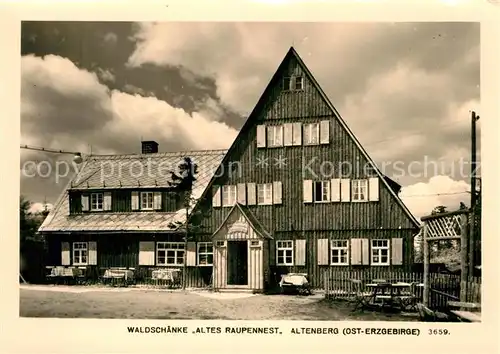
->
[428, 329, 450, 335]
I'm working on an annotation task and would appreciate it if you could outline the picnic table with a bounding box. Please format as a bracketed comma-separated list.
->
[101, 268, 135, 286]
[365, 282, 417, 311]
[151, 269, 182, 287]
[46, 266, 85, 284]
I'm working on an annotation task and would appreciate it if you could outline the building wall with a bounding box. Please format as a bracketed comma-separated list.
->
[45, 233, 209, 288]
[188, 53, 418, 289]
[68, 189, 180, 213]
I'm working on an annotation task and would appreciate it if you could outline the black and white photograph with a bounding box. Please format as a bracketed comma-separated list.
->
[19, 21, 481, 322]
[17, 20, 484, 323]
[2, 3, 498, 351]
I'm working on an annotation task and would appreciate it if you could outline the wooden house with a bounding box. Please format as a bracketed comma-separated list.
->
[39, 47, 420, 290]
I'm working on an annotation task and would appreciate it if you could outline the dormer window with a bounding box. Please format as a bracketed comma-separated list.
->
[141, 191, 154, 210]
[283, 76, 304, 91]
[90, 193, 103, 211]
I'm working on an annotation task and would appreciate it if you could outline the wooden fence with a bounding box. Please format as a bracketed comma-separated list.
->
[323, 269, 481, 310]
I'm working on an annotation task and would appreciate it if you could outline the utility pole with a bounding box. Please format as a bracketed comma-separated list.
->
[469, 111, 479, 277]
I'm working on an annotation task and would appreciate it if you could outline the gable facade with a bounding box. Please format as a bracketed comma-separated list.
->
[40, 47, 419, 291]
[192, 48, 419, 288]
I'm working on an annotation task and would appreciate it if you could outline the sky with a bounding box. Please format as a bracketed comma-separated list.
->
[20, 21, 480, 218]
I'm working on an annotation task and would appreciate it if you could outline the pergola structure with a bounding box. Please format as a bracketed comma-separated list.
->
[420, 210, 470, 306]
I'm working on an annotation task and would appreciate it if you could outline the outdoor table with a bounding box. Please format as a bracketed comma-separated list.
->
[102, 268, 135, 286]
[365, 282, 412, 310]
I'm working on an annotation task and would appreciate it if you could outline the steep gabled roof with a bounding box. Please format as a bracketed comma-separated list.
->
[39, 149, 226, 233]
[193, 46, 420, 228]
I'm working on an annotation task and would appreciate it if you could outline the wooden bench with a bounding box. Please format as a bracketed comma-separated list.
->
[448, 301, 481, 322]
[416, 303, 449, 322]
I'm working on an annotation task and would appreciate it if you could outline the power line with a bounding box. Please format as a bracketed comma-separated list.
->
[20, 144, 80, 155]
[400, 191, 470, 198]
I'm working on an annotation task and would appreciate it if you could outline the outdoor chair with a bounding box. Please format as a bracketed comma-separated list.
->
[399, 282, 419, 312]
[350, 279, 372, 312]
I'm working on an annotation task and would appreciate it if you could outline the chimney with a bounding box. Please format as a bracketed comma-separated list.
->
[141, 140, 159, 154]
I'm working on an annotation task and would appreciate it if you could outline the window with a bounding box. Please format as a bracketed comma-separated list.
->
[330, 240, 349, 265]
[313, 181, 330, 202]
[267, 125, 284, 147]
[276, 240, 294, 265]
[283, 76, 303, 91]
[73, 242, 88, 265]
[293, 76, 304, 90]
[141, 192, 154, 210]
[371, 239, 389, 265]
[222, 185, 237, 207]
[257, 183, 273, 205]
[157, 242, 184, 266]
[304, 123, 320, 145]
[90, 193, 103, 211]
[197, 242, 213, 266]
[352, 180, 368, 202]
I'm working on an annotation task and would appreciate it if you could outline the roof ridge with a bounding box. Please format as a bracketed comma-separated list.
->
[88, 148, 228, 159]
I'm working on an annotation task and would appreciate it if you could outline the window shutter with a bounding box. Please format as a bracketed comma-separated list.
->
[361, 238, 370, 265]
[102, 192, 112, 211]
[212, 186, 221, 207]
[303, 124, 310, 145]
[340, 179, 351, 202]
[330, 178, 341, 202]
[368, 177, 380, 201]
[276, 125, 284, 146]
[320, 120, 330, 144]
[81, 195, 89, 211]
[317, 239, 329, 265]
[303, 180, 313, 203]
[256, 125, 266, 148]
[273, 181, 282, 205]
[283, 123, 293, 146]
[153, 191, 162, 210]
[392, 238, 403, 265]
[61, 242, 70, 265]
[138, 241, 155, 265]
[325, 181, 331, 202]
[237, 183, 246, 205]
[186, 242, 196, 266]
[292, 122, 302, 146]
[246, 183, 257, 206]
[131, 191, 139, 210]
[88, 241, 97, 265]
[295, 239, 306, 266]
[350, 239, 362, 265]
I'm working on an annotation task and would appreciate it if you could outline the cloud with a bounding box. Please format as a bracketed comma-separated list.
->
[122, 83, 154, 97]
[400, 175, 470, 219]
[28, 202, 54, 214]
[127, 22, 479, 116]
[103, 32, 118, 44]
[21, 54, 239, 203]
[95, 67, 115, 83]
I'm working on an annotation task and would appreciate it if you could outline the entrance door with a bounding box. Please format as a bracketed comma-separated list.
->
[227, 241, 248, 285]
